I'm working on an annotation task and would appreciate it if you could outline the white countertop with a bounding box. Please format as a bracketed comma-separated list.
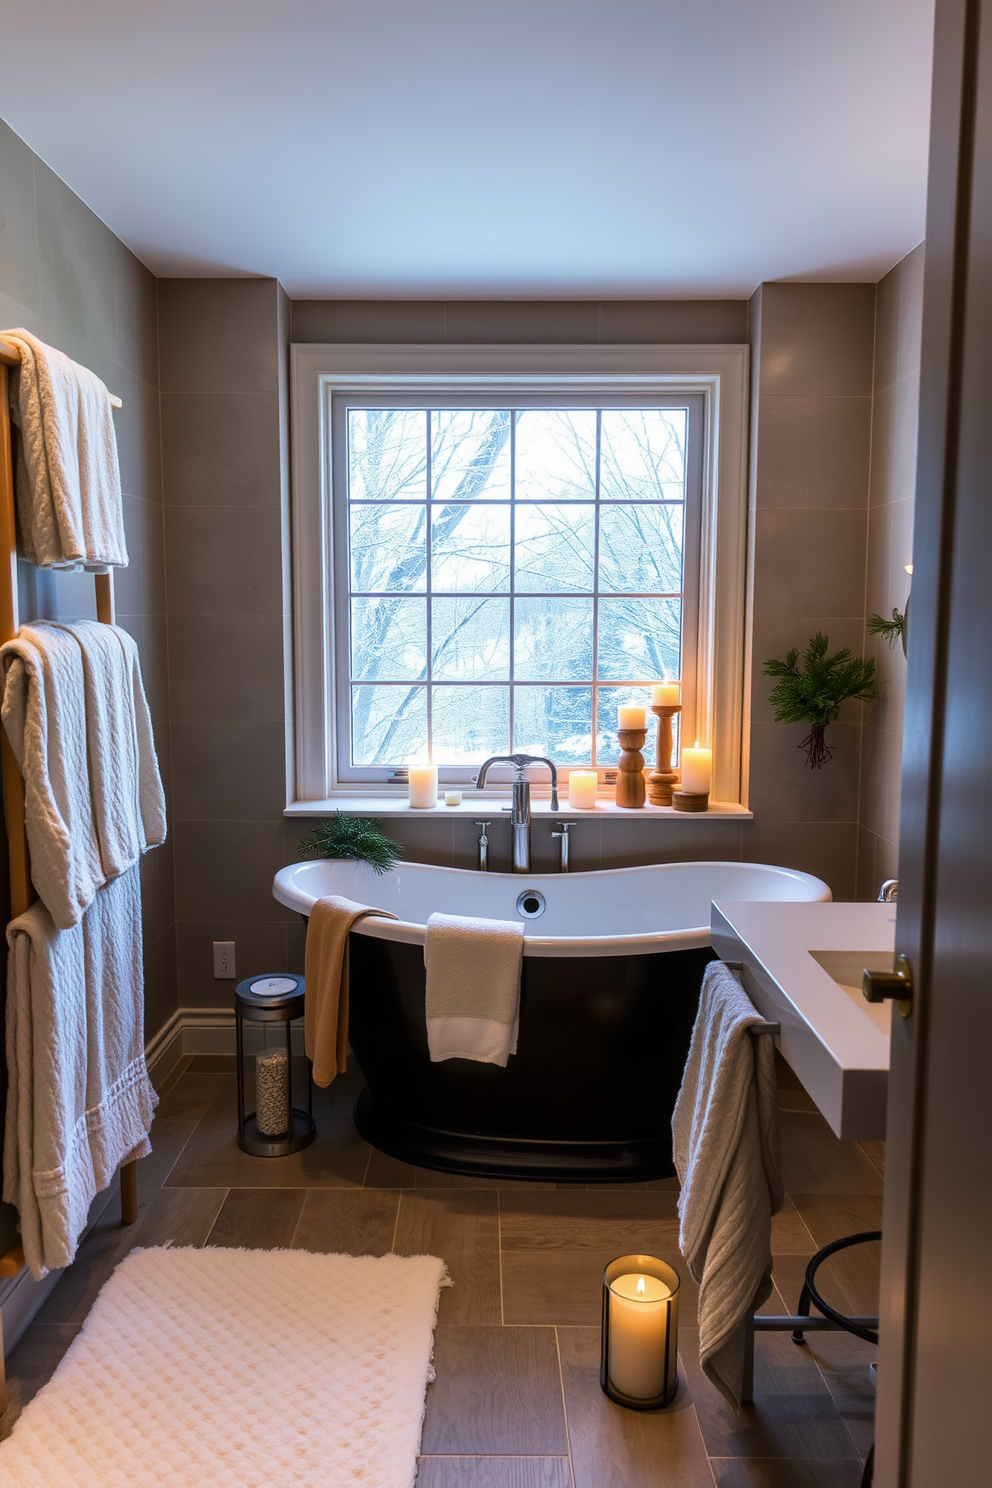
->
[710, 900, 896, 1140]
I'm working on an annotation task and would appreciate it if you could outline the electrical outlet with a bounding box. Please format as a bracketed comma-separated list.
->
[213, 941, 236, 979]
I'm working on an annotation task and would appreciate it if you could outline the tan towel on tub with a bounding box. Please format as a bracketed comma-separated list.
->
[425, 912, 524, 1066]
[304, 895, 397, 1087]
[672, 960, 783, 1409]
[3, 328, 128, 570]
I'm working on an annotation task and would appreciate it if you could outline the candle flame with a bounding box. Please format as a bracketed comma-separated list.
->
[637, 1276, 646, 1296]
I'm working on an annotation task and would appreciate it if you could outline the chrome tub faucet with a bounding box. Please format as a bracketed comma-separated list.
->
[476, 753, 559, 874]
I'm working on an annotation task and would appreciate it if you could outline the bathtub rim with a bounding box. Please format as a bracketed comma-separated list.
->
[272, 858, 831, 959]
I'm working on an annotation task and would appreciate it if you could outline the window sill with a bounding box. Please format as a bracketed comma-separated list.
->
[284, 796, 752, 821]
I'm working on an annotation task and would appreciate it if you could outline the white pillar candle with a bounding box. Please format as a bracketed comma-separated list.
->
[408, 765, 438, 808]
[568, 770, 598, 809]
[255, 1046, 290, 1137]
[607, 1271, 673, 1400]
[651, 682, 681, 707]
[617, 706, 647, 730]
[681, 746, 711, 795]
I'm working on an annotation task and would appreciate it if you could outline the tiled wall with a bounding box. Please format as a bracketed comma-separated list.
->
[157, 279, 301, 1009]
[857, 246, 923, 898]
[0, 116, 173, 1251]
[743, 283, 876, 900]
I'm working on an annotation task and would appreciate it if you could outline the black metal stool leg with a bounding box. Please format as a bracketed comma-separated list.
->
[792, 1281, 812, 1344]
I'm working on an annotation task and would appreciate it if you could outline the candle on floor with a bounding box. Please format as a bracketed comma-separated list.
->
[651, 682, 681, 707]
[680, 746, 711, 795]
[601, 1254, 680, 1408]
[568, 770, 598, 809]
[617, 705, 647, 730]
[255, 1046, 290, 1137]
[408, 765, 438, 808]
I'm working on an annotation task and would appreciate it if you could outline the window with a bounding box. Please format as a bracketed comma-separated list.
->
[290, 345, 748, 806]
[337, 400, 700, 778]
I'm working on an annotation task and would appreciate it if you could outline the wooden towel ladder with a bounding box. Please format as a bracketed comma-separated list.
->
[0, 336, 137, 1409]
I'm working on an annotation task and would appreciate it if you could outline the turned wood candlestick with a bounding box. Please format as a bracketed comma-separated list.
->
[615, 728, 648, 808]
[648, 704, 682, 806]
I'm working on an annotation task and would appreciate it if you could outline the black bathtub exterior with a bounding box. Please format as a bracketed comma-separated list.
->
[346, 931, 717, 1183]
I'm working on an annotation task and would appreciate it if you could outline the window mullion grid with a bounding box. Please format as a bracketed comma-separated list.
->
[425, 410, 433, 763]
[591, 410, 602, 769]
[508, 410, 517, 754]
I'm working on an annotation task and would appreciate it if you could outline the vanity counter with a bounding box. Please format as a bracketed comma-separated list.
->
[710, 900, 896, 1140]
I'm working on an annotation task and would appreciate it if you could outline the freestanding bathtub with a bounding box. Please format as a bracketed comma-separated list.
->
[273, 858, 830, 1182]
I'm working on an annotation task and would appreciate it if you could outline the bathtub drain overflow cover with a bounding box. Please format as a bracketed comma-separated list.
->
[516, 890, 546, 919]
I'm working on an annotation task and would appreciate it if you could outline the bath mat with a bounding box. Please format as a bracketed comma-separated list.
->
[0, 1245, 449, 1487]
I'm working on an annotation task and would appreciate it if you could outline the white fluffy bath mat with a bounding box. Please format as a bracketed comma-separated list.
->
[0, 1246, 449, 1487]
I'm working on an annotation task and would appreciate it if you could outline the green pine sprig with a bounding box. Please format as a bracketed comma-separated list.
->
[763, 633, 878, 768]
[297, 813, 403, 875]
[867, 608, 906, 649]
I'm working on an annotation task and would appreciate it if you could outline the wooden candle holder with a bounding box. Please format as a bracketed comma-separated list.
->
[648, 704, 682, 806]
[672, 790, 709, 813]
[615, 728, 648, 808]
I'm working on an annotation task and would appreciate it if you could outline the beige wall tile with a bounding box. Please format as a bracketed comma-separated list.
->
[168, 612, 287, 721]
[171, 719, 288, 820]
[0, 118, 41, 315]
[113, 367, 163, 504]
[859, 722, 903, 843]
[755, 395, 871, 509]
[751, 508, 868, 618]
[161, 392, 282, 505]
[144, 927, 179, 1044]
[873, 242, 925, 394]
[174, 818, 296, 923]
[176, 918, 290, 1007]
[0, 290, 43, 336]
[740, 821, 859, 899]
[113, 241, 158, 384]
[599, 299, 748, 343]
[856, 824, 879, 903]
[164, 505, 284, 617]
[869, 371, 920, 508]
[157, 278, 281, 393]
[756, 283, 876, 397]
[115, 494, 167, 618]
[747, 722, 861, 822]
[34, 159, 118, 374]
[291, 299, 447, 343]
[599, 820, 744, 868]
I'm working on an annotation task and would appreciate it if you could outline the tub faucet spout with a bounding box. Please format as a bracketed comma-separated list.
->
[476, 753, 559, 873]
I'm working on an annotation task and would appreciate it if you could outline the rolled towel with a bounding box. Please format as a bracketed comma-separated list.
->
[672, 960, 783, 1409]
[3, 328, 128, 570]
[304, 895, 397, 1087]
[425, 912, 524, 1066]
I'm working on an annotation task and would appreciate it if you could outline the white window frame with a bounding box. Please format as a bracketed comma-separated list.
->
[289, 343, 749, 808]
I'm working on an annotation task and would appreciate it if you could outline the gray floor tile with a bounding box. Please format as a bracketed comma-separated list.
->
[558, 1326, 714, 1488]
[780, 1114, 883, 1196]
[292, 1189, 400, 1255]
[0, 1324, 80, 1437]
[710, 1458, 864, 1486]
[394, 1191, 501, 1325]
[422, 1326, 568, 1455]
[206, 1187, 307, 1248]
[416, 1457, 572, 1487]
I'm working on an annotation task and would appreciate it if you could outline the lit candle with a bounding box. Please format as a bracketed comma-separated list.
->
[606, 1270, 673, 1401]
[568, 770, 598, 809]
[651, 682, 681, 707]
[617, 706, 647, 730]
[408, 765, 438, 809]
[681, 745, 711, 795]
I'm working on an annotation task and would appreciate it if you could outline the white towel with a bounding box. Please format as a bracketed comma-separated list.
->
[672, 960, 784, 1409]
[47, 620, 167, 874]
[0, 623, 104, 928]
[0, 621, 166, 927]
[3, 328, 128, 571]
[3, 867, 158, 1279]
[425, 912, 524, 1066]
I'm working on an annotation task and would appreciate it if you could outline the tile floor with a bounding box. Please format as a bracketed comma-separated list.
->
[2, 1056, 882, 1486]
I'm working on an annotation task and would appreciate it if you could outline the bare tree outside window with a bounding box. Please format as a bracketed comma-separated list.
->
[345, 406, 686, 769]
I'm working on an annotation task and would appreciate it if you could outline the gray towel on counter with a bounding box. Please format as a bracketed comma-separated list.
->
[672, 960, 783, 1409]
[425, 912, 524, 1066]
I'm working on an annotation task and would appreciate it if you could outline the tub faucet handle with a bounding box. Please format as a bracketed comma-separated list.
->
[475, 821, 492, 873]
[552, 820, 574, 873]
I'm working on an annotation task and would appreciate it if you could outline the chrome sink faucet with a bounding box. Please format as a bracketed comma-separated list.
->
[476, 753, 559, 873]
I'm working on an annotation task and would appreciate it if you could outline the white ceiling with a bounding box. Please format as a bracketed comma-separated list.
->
[0, 0, 934, 298]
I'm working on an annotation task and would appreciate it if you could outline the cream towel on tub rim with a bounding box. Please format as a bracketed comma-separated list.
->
[425, 911, 525, 1066]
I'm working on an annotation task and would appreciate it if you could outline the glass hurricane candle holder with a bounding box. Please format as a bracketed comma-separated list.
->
[235, 974, 316, 1157]
[600, 1253, 680, 1409]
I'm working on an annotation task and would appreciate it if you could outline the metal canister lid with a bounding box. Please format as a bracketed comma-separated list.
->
[236, 973, 304, 1006]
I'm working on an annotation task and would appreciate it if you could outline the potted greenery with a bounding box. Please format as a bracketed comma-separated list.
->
[298, 813, 403, 874]
[763, 632, 878, 769]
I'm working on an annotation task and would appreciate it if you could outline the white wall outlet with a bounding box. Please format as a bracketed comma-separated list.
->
[213, 941, 236, 979]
